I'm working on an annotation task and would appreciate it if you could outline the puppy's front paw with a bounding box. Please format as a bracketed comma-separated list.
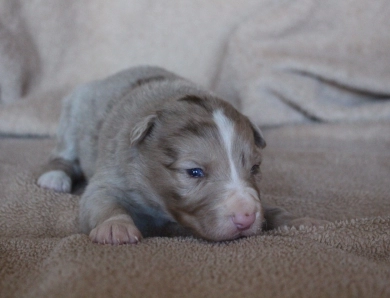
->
[289, 217, 330, 228]
[37, 170, 72, 193]
[89, 219, 143, 245]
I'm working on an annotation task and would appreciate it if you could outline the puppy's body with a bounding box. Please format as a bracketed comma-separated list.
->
[38, 66, 327, 244]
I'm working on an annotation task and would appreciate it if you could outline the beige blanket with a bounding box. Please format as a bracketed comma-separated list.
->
[0, 0, 261, 136]
[215, 0, 390, 126]
[1, 0, 390, 136]
[1, 1, 390, 297]
[1, 122, 390, 297]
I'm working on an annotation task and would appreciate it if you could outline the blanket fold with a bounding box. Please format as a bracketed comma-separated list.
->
[2, 1, 390, 135]
[0, 0, 262, 136]
[1, 1, 390, 297]
[214, 0, 390, 126]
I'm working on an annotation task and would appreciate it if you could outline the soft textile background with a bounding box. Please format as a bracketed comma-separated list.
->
[0, 0, 261, 135]
[214, 0, 390, 125]
[1, 0, 390, 135]
[1, 1, 390, 297]
[1, 122, 390, 297]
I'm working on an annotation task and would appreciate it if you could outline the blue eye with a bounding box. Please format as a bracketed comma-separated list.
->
[251, 164, 260, 175]
[186, 168, 205, 178]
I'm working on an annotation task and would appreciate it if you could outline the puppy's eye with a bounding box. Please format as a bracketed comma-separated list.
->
[251, 164, 260, 175]
[186, 168, 205, 178]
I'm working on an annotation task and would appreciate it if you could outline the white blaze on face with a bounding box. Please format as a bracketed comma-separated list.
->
[213, 109, 261, 233]
[213, 109, 243, 189]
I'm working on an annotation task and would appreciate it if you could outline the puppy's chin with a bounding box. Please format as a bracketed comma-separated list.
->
[162, 184, 264, 241]
[177, 211, 264, 242]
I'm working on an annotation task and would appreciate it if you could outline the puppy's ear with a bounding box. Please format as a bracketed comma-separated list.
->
[130, 114, 157, 146]
[249, 121, 266, 149]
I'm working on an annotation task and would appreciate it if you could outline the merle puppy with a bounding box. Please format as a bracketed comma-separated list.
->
[38, 66, 327, 244]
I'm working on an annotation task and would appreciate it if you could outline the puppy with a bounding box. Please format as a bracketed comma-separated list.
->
[38, 66, 327, 244]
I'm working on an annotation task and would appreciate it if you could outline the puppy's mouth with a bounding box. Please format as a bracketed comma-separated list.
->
[185, 215, 263, 242]
[168, 192, 263, 242]
[200, 227, 261, 242]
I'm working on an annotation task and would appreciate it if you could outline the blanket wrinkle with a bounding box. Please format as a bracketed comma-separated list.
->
[0, 0, 262, 136]
[2, 0, 390, 135]
[0, 1, 390, 297]
[214, 0, 390, 126]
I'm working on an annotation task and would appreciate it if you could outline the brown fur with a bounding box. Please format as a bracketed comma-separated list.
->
[37, 66, 328, 244]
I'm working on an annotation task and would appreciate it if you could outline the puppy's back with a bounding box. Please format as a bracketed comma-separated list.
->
[61, 66, 183, 177]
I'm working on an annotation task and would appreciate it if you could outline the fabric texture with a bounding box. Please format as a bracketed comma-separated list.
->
[0, 0, 261, 136]
[214, 0, 390, 126]
[1, 1, 390, 297]
[2, 0, 390, 136]
[1, 122, 390, 297]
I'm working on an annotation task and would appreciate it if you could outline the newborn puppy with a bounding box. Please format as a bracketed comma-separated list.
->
[38, 66, 326, 244]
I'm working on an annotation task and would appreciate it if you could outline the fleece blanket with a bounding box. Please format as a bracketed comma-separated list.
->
[1, 1, 390, 297]
[214, 0, 390, 126]
[1, 122, 390, 297]
[1, 0, 390, 136]
[0, 0, 262, 136]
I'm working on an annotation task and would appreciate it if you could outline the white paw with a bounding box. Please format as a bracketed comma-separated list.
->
[89, 219, 142, 245]
[37, 170, 72, 193]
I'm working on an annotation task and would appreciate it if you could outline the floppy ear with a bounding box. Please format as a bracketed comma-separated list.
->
[130, 114, 157, 146]
[249, 121, 266, 149]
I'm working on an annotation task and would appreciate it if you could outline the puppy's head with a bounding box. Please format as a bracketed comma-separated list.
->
[131, 95, 266, 241]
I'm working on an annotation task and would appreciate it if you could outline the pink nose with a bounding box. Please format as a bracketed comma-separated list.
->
[232, 212, 256, 230]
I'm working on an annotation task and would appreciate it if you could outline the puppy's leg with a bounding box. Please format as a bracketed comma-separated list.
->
[37, 158, 81, 193]
[80, 182, 142, 245]
[263, 206, 330, 230]
[37, 95, 81, 193]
